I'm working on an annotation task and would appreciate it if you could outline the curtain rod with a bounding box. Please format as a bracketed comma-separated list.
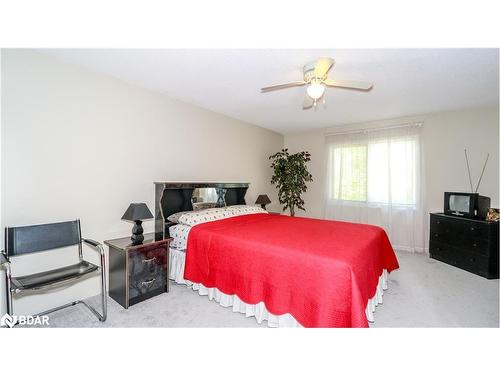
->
[325, 122, 423, 137]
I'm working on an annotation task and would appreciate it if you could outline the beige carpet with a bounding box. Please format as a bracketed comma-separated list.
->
[25, 251, 499, 328]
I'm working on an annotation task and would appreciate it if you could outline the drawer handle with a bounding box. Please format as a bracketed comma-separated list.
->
[141, 278, 156, 287]
[473, 243, 477, 247]
[470, 227, 475, 231]
[142, 257, 157, 264]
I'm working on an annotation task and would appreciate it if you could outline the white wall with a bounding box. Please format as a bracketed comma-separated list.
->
[0, 49, 284, 316]
[285, 107, 500, 223]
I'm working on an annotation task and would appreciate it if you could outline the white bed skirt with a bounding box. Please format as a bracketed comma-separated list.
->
[169, 247, 388, 328]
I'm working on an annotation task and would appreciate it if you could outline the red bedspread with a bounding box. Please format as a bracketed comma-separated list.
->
[184, 213, 399, 327]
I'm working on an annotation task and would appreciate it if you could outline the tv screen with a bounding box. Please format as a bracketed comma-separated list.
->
[449, 195, 470, 213]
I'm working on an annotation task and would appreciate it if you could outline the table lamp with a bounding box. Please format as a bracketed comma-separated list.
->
[255, 194, 271, 210]
[121, 203, 154, 244]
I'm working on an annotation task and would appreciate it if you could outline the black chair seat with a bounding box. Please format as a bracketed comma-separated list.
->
[11, 260, 99, 290]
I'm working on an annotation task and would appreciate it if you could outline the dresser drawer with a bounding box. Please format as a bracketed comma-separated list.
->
[429, 215, 448, 234]
[431, 215, 490, 237]
[430, 241, 490, 278]
[430, 231, 491, 256]
[466, 221, 490, 238]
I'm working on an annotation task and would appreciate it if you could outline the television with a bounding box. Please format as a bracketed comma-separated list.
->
[444, 192, 490, 219]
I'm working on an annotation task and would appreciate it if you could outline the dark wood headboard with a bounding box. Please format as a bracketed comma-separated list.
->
[153, 182, 249, 240]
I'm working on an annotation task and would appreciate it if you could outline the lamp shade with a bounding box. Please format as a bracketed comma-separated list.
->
[121, 203, 154, 222]
[255, 195, 271, 205]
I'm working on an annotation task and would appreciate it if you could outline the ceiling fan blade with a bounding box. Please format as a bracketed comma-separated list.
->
[303, 94, 314, 110]
[314, 57, 334, 78]
[324, 79, 373, 91]
[261, 81, 306, 93]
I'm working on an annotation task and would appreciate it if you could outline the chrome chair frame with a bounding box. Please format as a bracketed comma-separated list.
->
[0, 221, 107, 327]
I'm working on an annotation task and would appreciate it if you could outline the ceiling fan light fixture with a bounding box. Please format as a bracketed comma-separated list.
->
[260, 57, 373, 111]
[306, 82, 325, 99]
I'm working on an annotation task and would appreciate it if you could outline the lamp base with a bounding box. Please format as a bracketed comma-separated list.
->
[260, 204, 267, 210]
[131, 220, 144, 245]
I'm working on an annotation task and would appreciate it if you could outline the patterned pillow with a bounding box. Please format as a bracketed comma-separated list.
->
[193, 202, 218, 210]
[177, 207, 233, 226]
[226, 205, 268, 216]
[167, 211, 190, 224]
[175, 205, 268, 227]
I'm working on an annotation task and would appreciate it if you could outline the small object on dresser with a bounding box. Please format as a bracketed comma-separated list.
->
[121, 203, 154, 245]
[255, 194, 271, 210]
[105, 233, 172, 308]
[486, 208, 499, 222]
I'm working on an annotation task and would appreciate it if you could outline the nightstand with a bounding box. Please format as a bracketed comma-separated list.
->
[105, 233, 172, 308]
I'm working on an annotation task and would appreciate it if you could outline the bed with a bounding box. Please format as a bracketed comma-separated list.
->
[154, 182, 399, 328]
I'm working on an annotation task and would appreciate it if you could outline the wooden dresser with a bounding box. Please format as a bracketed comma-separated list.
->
[429, 213, 499, 279]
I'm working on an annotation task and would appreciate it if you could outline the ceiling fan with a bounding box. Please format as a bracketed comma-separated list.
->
[261, 57, 373, 110]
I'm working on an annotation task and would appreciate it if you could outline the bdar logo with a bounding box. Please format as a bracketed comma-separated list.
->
[1, 313, 17, 328]
[1, 313, 49, 327]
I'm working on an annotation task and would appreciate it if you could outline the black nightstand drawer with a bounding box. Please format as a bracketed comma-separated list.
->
[129, 271, 167, 300]
[129, 246, 167, 277]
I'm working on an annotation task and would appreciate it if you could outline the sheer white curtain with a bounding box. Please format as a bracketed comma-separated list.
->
[325, 124, 427, 253]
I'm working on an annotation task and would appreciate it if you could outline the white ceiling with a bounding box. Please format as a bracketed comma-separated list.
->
[40, 49, 499, 134]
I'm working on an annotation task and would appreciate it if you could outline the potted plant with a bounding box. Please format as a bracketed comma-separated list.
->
[269, 149, 313, 216]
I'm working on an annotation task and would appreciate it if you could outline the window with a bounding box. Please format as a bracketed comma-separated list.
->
[331, 143, 367, 202]
[325, 124, 425, 252]
[327, 129, 419, 207]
